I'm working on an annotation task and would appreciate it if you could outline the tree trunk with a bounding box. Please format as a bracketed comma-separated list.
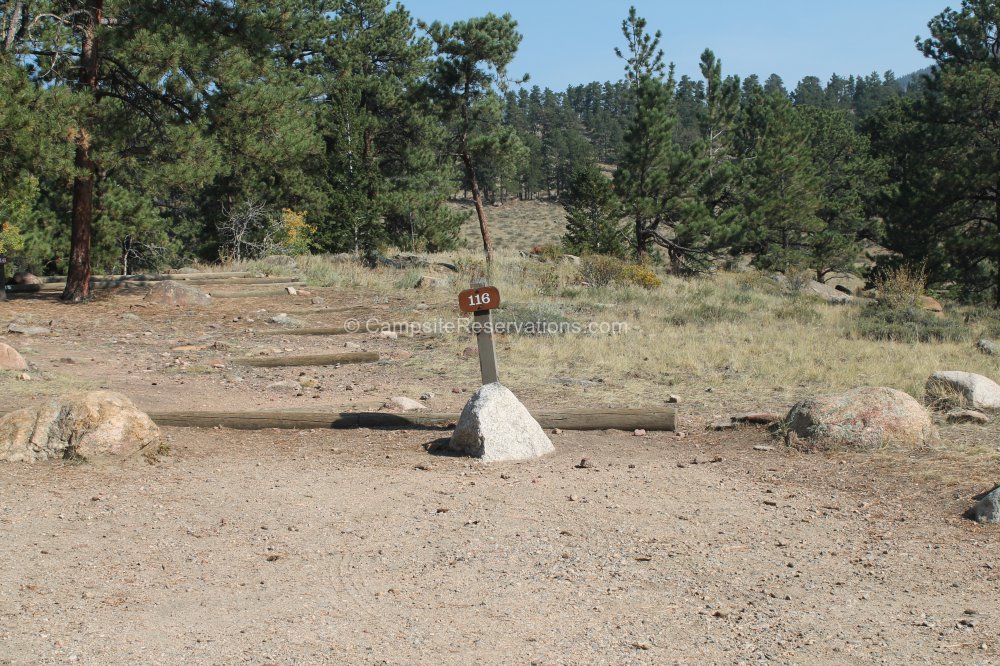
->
[463, 153, 494, 265]
[0, 261, 6, 302]
[2, 0, 24, 52]
[635, 216, 646, 261]
[62, 0, 102, 303]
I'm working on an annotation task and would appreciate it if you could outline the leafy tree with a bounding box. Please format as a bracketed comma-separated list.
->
[563, 164, 627, 257]
[423, 13, 527, 265]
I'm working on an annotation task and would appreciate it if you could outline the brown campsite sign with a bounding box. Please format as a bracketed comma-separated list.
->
[459, 283, 501, 384]
[458, 286, 500, 313]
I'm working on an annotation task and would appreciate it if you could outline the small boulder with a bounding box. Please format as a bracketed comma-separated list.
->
[266, 380, 301, 392]
[285, 286, 297, 296]
[926, 371, 1000, 410]
[946, 409, 990, 424]
[267, 313, 305, 328]
[446, 383, 554, 462]
[919, 295, 944, 316]
[145, 281, 211, 306]
[0, 391, 160, 462]
[0, 342, 27, 371]
[785, 387, 934, 451]
[416, 275, 448, 289]
[7, 323, 51, 335]
[311, 297, 326, 305]
[966, 485, 1000, 524]
[12, 271, 42, 285]
[977, 339, 1000, 356]
[386, 396, 426, 411]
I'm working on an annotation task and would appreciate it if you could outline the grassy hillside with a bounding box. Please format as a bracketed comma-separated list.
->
[451, 197, 567, 253]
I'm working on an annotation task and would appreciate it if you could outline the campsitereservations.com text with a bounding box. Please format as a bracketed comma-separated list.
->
[343, 317, 629, 337]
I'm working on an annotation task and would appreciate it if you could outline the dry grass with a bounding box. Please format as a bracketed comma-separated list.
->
[451, 197, 568, 253]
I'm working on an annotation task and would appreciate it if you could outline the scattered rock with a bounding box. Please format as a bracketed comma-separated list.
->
[633, 428, 646, 437]
[297, 290, 312, 297]
[576, 458, 594, 469]
[552, 428, 563, 435]
[947, 409, 990, 424]
[311, 296, 326, 305]
[120, 313, 141, 321]
[420, 392, 434, 401]
[386, 396, 426, 411]
[919, 295, 944, 316]
[344, 341, 362, 350]
[785, 387, 934, 451]
[966, 485, 1000, 524]
[976, 339, 1000, 355]
[18, 372, 30, 381]
[666, 394, 680, 404]
[266, 380, 301, 391]
[752, 445, 773, 452]
[144, 282, 211, 306]
[0, 391, 160, 462]
[12, 271, 42, 285]
[0, 342, 28, 371]
[711, 420, 736, 431]
[416, 275, 448, 289]
[732, 412, 782, 425]
[461, 346, 478, 358]
[267, 313, 305, 328]
[927, 371, 1000, 410]
[379, 330, 398, 339]
[7, 323, 51, 335]
[561, 254, 581, 265]
[446, 383, 554, 462]
[285, 286, 297, 296]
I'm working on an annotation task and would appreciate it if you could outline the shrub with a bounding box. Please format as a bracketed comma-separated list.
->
[665, 302, 748, 327]
[492, 303, 573, 336]
[853, 304, 969, 343]
[580, 255, 661, 289]
[530, 244, 563, 262]
[873, 264, 925, 309]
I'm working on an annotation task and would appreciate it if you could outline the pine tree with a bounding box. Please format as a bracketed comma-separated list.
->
[423, 13, 527, 266]
[732, 92, 824, 272]
[871, 0, 1000, 303]
[563, 164, 626, 257]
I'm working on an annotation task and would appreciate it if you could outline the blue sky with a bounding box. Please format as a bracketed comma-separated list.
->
[400, 0, 947, 90]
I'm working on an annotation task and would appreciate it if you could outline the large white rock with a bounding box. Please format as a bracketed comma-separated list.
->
[0, 342, 27, 371]
[448, 383, 554, 462]
[926, 371, 1000, 410]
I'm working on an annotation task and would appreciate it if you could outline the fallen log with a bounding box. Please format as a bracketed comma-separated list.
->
[208, 288, 301, 298]
[255, 326, 351, 336]
[232, 352, 379, 367]
[144, 407, 676, 431]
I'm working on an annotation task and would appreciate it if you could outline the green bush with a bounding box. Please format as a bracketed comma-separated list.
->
[665, 302, 748, 327]
[853, 304, 969, 343]
[492, 303, 573, 336]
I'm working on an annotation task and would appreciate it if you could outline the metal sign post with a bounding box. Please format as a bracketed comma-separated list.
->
[458, 282, 501, 385]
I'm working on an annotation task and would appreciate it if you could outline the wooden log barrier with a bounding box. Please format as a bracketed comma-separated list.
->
[255, 327, 351, 336]
[232, 352, 380, 367]
[145, 407, 676, 432]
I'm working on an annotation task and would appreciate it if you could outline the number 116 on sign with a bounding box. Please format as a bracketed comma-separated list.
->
[458, 286, 501, 313]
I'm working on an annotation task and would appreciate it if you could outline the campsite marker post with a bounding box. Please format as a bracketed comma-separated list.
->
[458, 280, 501, 385]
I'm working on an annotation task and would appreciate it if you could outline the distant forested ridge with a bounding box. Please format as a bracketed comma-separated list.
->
[0, 0, 997, 304]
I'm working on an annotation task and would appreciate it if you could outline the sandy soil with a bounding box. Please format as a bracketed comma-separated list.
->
[1, 290, 999, 664]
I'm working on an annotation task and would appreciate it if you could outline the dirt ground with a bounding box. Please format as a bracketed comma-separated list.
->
[1, 289, 999, 665]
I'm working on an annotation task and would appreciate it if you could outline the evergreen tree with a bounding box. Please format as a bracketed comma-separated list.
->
[612, 8, 715, 270]
[732, 92, 824, 272]
[563, 164, 626, 257]
[871, 0, 1000, 303]
[423, 13, 527, 266]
